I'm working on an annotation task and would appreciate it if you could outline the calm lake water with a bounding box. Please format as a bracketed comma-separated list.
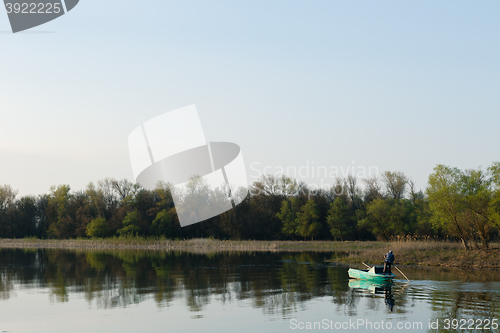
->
[0, 249, 498, 333]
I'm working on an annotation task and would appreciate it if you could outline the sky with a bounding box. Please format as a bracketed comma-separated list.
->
[1, 0, 499, 197]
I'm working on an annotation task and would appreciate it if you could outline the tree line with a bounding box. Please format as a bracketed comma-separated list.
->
[0, 162, 499, 249]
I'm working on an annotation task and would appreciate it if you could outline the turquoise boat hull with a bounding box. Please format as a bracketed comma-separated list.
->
[348, 268, 395, 282]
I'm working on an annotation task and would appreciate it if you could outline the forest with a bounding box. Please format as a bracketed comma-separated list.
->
[0, 162, 499, 250]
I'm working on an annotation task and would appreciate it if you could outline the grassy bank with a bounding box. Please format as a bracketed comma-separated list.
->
[0, 237, 383, 252]
[0, 238, 498, 268]
[336, 240, 500, 268]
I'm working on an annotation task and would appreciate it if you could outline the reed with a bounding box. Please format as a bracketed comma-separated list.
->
[1, 238, 499, 267]
[343, 239, 500, 268]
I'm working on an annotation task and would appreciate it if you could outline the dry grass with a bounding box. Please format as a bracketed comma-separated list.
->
[0, 237, 384, 252]
[0, 238, 499, 267]
[0, 237, 281, 252]
[341, 240, 500, 268]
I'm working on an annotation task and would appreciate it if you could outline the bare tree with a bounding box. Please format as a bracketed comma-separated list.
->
[363, 177, 383, 203]
[277, 175, 299, 197]
[343, 175, 363, 209]
[251, 175, 279, 197]
[382, 171, 408, 200]
[0, 185, 17, 211]
[98, 178, 119, 212]
[111, 179, 141, 203]
[407, 179, 423, 203]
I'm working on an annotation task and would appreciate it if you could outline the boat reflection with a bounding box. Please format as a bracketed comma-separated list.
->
[348, 279, 395, 312]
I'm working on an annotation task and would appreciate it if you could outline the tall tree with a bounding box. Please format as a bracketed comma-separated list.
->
[150, 209, 176, 237]
[426, 165, 498, 249]
[489, 162, 500, 230]
[276, 199, 298, 238]
[117, 211, 141, 236]
[295, 200, 322, 240]
[363, 177, 383, 203]
[326, 197, 352, 241]
[0, 185, 17, 211]
[46, 185, 72, 239]
[382, 171, 408, 200]
[358, 198, 407, 241]
[460, 168, 496, 248]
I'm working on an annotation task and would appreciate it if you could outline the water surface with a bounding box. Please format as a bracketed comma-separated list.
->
[0, 249, 498, 332]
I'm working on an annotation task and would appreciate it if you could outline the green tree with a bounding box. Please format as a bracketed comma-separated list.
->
[11, 196, 39, 237]
[150, 209, 175, 237]
[117, 211, 141, 236]
[85, 182, 106, 218]
[276, 199, 298, 237]
[427, 165, 498, 249]
[326, 197, 352, 241]
[359, 198, 407, 241]
[154, 181, 175, 210]
[86, 217, 109, 237]
[295, 200, 322, 240]
[489, 162, 500, 228]
[427, 165, 470, 248]
[409, 196, 434, 236]
[46, 185, 72, 239]
[460, 168, 496, 248]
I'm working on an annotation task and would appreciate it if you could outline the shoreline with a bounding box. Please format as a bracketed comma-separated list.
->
[0, 238, 350, 252]
[0, 238, 499, 268]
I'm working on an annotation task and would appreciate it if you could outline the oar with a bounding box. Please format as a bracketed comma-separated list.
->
[362, 262, 371, 268]
[394, 266, 410, 282]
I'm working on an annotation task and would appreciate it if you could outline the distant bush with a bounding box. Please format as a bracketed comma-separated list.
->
[86, 217, 109, 238]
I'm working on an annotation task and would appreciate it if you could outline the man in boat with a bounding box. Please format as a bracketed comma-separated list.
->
[383, 250, 394, 274]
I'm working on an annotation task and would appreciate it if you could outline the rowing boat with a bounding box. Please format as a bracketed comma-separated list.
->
[348, 266, 396, 282]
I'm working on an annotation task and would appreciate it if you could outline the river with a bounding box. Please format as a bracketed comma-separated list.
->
[0, 249, 498, 332]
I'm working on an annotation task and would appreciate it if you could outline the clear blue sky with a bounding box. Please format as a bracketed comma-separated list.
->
[1, 0, 499, 196]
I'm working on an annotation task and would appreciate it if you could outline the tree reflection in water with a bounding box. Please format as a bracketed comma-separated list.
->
[0, 248, 499, 328]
